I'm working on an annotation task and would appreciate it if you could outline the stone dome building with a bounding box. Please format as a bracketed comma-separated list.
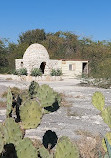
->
[23, 43, 49, 61]
[15, 43, 61, 75]
[15, 43, 88, 77]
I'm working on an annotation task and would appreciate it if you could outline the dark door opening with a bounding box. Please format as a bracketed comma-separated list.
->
[82, 62, 88, 74]
[40, 62, 46, 74]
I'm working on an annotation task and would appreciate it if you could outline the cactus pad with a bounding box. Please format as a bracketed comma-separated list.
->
[36, 84, 56, 108]
[0, 133, 4, 154]
[20, 91, 30, 103]
[102, 132, 111, 152]
[20, 100, 42, 129]
[101, 106, 111, 128]
[2, 118, 23, 144]
[16, 138, 38, 158]
[92, 91, 105, 111]
[38, 146, 53, 158]
[29, 81, 39, 97]
[55, 92, 62, 105]
[104, 137, 111, 157]
[55, 136, 79, 158]
[6, 87, 13, 117]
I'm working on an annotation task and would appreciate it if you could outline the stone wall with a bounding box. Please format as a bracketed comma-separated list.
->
[0, 74, 62, 82]
[15, 59, 62, 75]
[15, 59, 24, 70]
[62, 60, 88, 77]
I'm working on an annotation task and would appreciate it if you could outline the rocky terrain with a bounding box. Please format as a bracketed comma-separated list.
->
[0, 76, 110, 142]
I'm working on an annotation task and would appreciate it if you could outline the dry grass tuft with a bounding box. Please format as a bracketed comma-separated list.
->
[75, 130, 105, 158]
[2, 87, 23, 98]
[0, 101, 6, 108]
[75, 130, 94, 137]
[60, 93, 72, 107]
[74, 95, 85, 99]
[67, 107, 79, 116]
[6, 78, 12, 80]
[32, 138, 42, 149]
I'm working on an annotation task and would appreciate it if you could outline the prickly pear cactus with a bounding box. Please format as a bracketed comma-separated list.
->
[102, 132, 111, 152]
[104, 153, 109, 158]
[55, 136, 79, 158]
[36, 84, 56, 108]
[2, 118, 23, 144]
[104, 137, 111, 158]
[54, 92, 61, 104]
[29, 81, 39, 97]
[0, 132, 4, 154]
[101, 106, 111, 128]
[20, 91, 30, 104]
[6, 87, 12, 117]
[16, 138, 38, 158]
[92, 91, 105, 111]
[38, 146, 53, 158]
[20, 100, 42, 129]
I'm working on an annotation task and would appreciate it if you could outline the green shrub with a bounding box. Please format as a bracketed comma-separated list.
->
[56, 69, 62, 76]
[50, 69, 62, 76]
[50, 69, 56, 76]
[31, 68, 42, 76]
[13, 68, 27, 76]
[19, 68, 27, 75]
[13, 70, 19, 75]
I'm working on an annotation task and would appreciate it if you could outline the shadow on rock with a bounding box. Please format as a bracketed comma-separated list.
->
[0, 143, 17, 158]
[44, 101, 59, 112]
[42, 130, 58, 150]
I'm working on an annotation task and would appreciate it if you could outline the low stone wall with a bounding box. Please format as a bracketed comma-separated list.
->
[0, 74, 62, 82]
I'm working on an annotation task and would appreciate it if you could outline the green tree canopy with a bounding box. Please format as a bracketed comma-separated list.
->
[1, 29, 111, 78]
[18, 29, 46, 45]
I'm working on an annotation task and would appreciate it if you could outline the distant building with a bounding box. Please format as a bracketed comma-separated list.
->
[15, 43, 88, 77]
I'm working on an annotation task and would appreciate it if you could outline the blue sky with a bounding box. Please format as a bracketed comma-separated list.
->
[0, 0, 111, 43]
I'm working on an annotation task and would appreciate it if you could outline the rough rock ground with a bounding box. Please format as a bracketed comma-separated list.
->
[0, 77, 110, 141]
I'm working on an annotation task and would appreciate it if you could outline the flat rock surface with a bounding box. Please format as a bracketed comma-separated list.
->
[0, 77, 110, 141]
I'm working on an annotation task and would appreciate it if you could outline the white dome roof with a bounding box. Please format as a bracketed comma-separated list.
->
[23, 43, 49, 60]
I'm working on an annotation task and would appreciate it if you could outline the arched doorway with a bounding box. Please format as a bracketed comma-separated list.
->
[40, 62, 46, 74]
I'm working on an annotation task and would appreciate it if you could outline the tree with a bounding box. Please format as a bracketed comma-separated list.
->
[0, 39, 9, 67]
[18, 29, 46, 45]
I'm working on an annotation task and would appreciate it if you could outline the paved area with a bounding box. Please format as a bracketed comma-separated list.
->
[0, 77, 110, 141]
